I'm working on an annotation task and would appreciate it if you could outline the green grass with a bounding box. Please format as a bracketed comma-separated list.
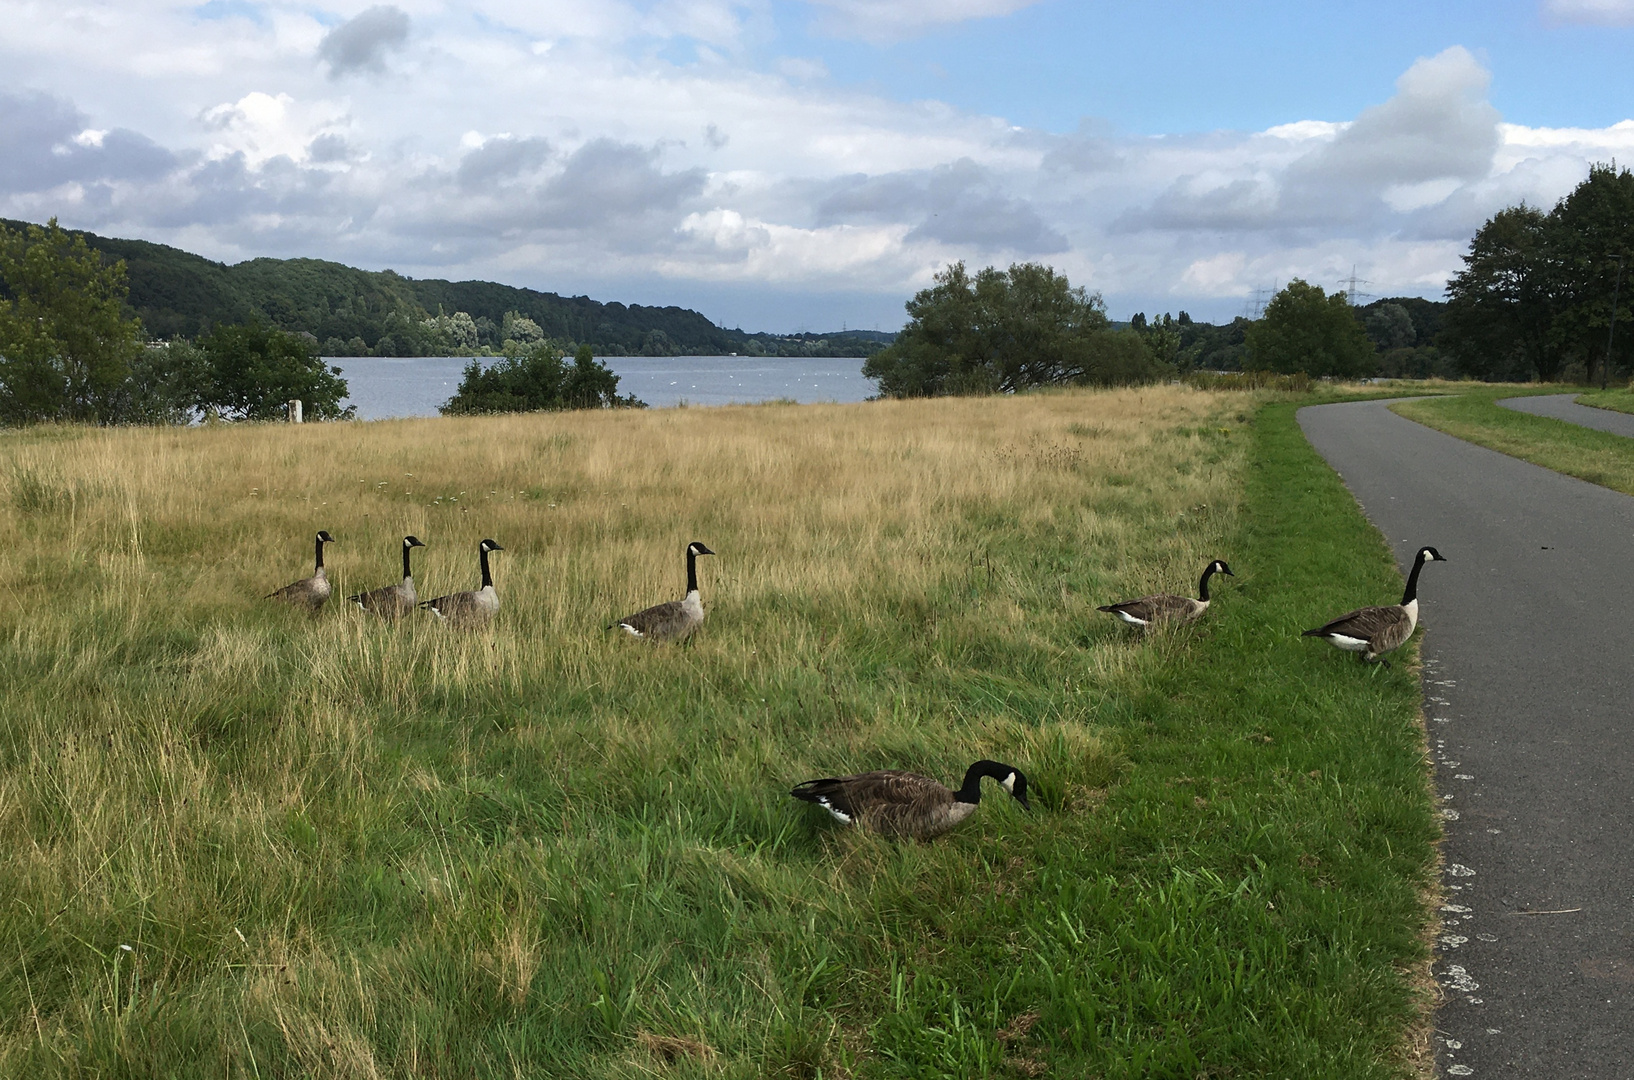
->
[1574, 386, 1634, 415]
[0, 393, 1438, 1078]
[1392, 384, 1634, 496]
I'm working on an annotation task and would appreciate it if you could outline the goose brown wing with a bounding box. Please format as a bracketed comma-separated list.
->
[615, 599, 686, 637]
[352, 582, 412, 616]
[791, 770, 951, 826]
[267, 575, 330, 610]
[423, 590, 486, 623]
[1306, 604, 1410, 649]
[1099, 593, 1199, 622]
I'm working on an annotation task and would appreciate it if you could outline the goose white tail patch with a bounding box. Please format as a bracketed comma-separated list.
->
[618, 623, 644, 638]
[427, 606, 446, 621]
[1325, 633, 1370, 652]
[815, 796, 851, 825]
[1114, 610, 1148, 627]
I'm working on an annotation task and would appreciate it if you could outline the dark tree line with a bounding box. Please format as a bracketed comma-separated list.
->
[1442, 163, 1633, 383]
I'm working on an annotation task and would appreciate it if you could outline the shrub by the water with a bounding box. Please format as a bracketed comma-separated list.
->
[441, 343, 644, 415]
[863, 261, 1171, 397]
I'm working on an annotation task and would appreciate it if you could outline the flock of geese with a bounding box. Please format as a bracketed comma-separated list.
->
[266, 532, 713, 637]
[266, 531, 1445, 842]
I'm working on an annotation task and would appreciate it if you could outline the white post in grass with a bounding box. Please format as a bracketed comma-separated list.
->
[288, 399, 303, 423]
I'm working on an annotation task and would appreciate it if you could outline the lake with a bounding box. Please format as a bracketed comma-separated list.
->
[330, 355, 878, 420]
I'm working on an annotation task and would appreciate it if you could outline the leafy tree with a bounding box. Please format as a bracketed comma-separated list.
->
[440, 341, 642, 415]
[1245, 279, 1374, 378]
[864, 261, 1168, 397]
[1364, 304, 1416, 351]
[1441, 205, 1562, 380]
[1547, 163, 1634, 385]
[0, 218, 143, 424]
[196, 321, 354, 421]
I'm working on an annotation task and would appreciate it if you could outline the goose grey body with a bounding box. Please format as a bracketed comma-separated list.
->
[267, 531, 335, 613]
[1098, 560, 1233, 627]
[790, 759, 1030, 841]
[349, 535, 425, 618]
[421, 539, 502, 627]
[611, 542, 714, 641]
[1303, 546, 1445, 663]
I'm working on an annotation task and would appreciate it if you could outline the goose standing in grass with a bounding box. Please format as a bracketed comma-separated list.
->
[348, 535, 426, 618]
[1303, 546, 1446, 665]
[790, 760, 1031, 841]
[610, 542, 715, 642]
[421, 538, 503, 627]
[1098, 559, 1234, 628]
[267, 531, 335, 613]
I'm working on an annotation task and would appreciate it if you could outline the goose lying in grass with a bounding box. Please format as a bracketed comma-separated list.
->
[421, 538, 502, 627]
[1098, 559, 1233, 627]
[790, 760, 1030, 840]
[349, 535, 425, 618]
[1303, 545, 1445, 665]
[610, 541, 715, 642]
[267, 530, 334, 613]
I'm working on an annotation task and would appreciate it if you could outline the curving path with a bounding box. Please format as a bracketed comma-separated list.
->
[1500, 393, 1634, 437]
[1298, 399, 1634, 1080]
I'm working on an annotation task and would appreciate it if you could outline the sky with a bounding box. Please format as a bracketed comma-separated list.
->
[2, 0, 1632, 333]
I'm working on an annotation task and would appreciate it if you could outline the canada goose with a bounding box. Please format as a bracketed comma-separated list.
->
[267, 530, 335, 613]
[421, 538, 503, 627]
[610, 542, 715, 642]
[790, 760, 1031, 841]
[348, 535, 426, 618]
[1303, 546, 1446, 664]
[1098, 559, 1234, 627]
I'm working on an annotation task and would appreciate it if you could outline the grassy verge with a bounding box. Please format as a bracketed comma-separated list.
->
[1574, 387, 1634, 415]
[1392, 384, 1634, 496]
[0, 388, 1435, 1077]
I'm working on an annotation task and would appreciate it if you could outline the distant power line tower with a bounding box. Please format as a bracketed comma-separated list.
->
[1245, 282, 1278, 319]
[1337, 266, 1373, 306]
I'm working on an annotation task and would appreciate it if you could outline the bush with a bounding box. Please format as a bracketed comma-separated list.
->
[440, 343, 643, 415]
[196, 321, 354, 421]
[864, 261, 1170, 398]
[1244, 279, 1374, 378]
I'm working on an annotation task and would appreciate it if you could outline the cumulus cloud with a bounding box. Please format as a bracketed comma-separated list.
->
[1543, 0, 1634, 24]
[318, 6, 410, 77]
[803, 0, 1044, 42]
[1, 11, 1630, 327]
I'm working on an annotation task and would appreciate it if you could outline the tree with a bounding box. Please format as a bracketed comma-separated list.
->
[440, 341, 642, 415]
[1245, 279, 1374, 378]
[1441, 205, 1561, 381]
[196, 321, 354, 421]
[1364, 304, 1416, 351]
[1547, 163, 1634, 385]
[0, 218, 143, 424]
[864, 261, 1168, 397]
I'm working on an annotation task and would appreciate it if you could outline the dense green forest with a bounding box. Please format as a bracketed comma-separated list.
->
[0, 219, 891, 359]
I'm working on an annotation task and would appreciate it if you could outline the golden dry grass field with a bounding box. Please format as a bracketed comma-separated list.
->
[0, 386, 1437, 1078]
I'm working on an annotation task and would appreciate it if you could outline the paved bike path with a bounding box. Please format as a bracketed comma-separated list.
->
[1297, 399, 1634, 1079]
[1499, 393, 1634, 438]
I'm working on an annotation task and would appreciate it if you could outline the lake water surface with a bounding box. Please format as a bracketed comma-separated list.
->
[331, 355, 877, 420]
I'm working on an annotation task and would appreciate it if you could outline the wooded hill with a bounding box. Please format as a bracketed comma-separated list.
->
[0, 219, 891, 358]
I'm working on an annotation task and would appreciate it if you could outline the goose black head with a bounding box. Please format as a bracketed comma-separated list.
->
[1000, 767, 1031, 812]
[316, 530, 335, 544]
[404, 535, 426, 548]
[480, 539, 503, 553]
[688, 542, 715, 557]
[1209, 560, 1234, 577]
[1417, 546, 1446, 563]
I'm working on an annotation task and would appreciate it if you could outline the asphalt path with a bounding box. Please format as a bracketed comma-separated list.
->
[1501, 393, 1634, 438]
[1297, 399, 1634, 1079]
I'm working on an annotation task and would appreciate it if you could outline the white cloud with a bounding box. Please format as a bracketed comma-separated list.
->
[0, 6, 1630, 326]
[802, 0, 1043, 42]
[1543, 0, 1634, 25]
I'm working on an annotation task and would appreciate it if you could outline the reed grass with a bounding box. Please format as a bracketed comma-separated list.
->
[0, 386, 1435, 1077]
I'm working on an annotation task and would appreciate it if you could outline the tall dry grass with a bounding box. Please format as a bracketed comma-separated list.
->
[0, 386, 1256, 1076]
